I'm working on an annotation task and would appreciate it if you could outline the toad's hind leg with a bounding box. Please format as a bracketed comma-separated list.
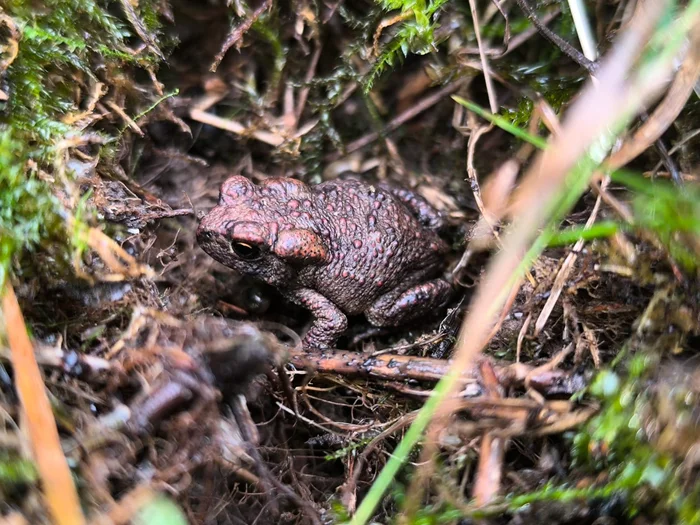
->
[365, 279, 452, 327]
[378, 182, 445, 231]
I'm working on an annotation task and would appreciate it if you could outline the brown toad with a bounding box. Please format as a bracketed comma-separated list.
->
[197, 175, 452, 348]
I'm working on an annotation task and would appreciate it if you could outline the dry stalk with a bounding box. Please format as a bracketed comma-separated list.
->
[325, 78, 470, 162]
[287, 347, 577, 395]
[534, 176, 609, 335]
[210, 0, 273, 72]
[471, 361, 506, 506]
[607, 19, 700, 170]
[188, 108, 286, 147]
[1, 282, 86, 525]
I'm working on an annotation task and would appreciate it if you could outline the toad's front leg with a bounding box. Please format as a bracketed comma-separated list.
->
[285, 288, 348, 348]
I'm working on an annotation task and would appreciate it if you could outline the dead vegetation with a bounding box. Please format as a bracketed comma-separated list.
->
[0, 0, 699, 524]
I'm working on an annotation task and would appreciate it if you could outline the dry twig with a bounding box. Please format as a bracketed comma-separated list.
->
[471, 361, 506, 506]
[325, 79, 469, 162]
[534, 177, 609, 335]
[287, 347, 584, 397]
[210, 0, 273, 72]
[189, 108, 286, 147]
[513, 0, 597, 73]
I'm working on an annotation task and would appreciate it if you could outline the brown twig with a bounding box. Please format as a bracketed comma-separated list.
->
[486, 0, 511, 55]
[117, 0, 164, 60]
[650, 131, 682, 184]
[106, 100, 144, 136]
[210, 0, 273, 72]
[651, 128, 700, 174]
[468, 0, 498, 113]
[70, 218, 155, 282]
[287, 348, 584, 397]
[513, 0, 598, 73]
[294, 44, 323, 125]
[534, 176, 608, 335]
[373, 12, 412, 57]
[189, 108, 286, 147]
[471, 361, 506, 507]
[339, 411, 419, 514]
[324, 78, 469, 162]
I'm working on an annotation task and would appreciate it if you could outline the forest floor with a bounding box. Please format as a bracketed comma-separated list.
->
[0, 1, 699, 524]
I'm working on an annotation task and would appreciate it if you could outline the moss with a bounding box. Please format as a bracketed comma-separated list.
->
[251, 11, 287, 105]
[611, 170, 700, 272]
[364, 0, 449, 92]
[0, 453, 38, 489]
[5, 0, 145, 136]
[565, 354, 699, 522]
[0, 0, 165, 287]
[0, 130, 66, 288]
[501, 97, 534, 129]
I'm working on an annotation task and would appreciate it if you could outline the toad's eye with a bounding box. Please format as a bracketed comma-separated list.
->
[232, 241, 262, 260]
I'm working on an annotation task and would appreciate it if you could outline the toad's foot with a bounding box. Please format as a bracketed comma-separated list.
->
[366, 278, 452, 327]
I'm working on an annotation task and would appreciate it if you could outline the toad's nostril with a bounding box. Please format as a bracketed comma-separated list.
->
[196, 229, 215, 242]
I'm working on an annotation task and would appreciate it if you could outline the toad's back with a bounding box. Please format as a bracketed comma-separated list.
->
[295, 179, 448, 314]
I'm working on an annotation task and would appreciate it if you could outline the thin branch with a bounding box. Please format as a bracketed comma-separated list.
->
[514, 0, 598, 73]
[288, 347, 583, 396]
[469, 0, 498, 113]
[324, 78, 469, 162]
[189, 108, 285, 147]
[210, 0, 272, 72]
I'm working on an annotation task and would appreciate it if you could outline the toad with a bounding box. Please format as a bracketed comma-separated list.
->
[197, 175, 452, 348]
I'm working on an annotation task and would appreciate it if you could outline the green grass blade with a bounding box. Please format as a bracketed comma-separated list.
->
[547, 221, 620, 247]
[452, 96, 549, 149]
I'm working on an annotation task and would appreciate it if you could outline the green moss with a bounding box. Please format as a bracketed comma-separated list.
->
[498, 70, 584, 125]
[611, 170, 700, 272]
[423, 354, 700, 522]
[567, 354, 699, 522]
[5, 0, 147, 136]
[324, 436, 374, 461]
[297, 65, 365, 176]
[501, 97, 534, 129]
[365, 0, 449, 92]
[0, 453, 38, 489]
[0, 130, 66, 288]
[252, 12, 287, 105]
[0, 0, 165, 287]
